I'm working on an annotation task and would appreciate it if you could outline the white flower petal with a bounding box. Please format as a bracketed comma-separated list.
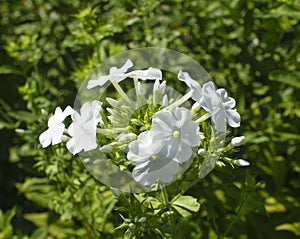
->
[39, 130, 52, 148]
[128, 67, 162, 80]
[217, 89, 236, 109]
[200, 81, 219, 113]
[66, 138, 78, 155]
[226, 109, 241, 128]
[87, 59, 133, 89]
[62, 106, 75, 118]
[50, 123, 65, 145]
[178, 71, 202, 102]
[113, 59, 133, 75]
[132, 159, 179, 185]
[211, 108, 226, 132]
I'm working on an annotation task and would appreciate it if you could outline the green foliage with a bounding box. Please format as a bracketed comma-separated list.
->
[0, 0, 300, 238]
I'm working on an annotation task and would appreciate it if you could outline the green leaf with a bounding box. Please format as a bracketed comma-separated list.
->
[24, 212, 86, 239]
[269, 70, 300, 88]
[276, 222, 300, 236]
[16, 178, 55, 208]
[172, 195, 200, 218]
[0, 65, 23, 75]
[0, 207, 16, 239]
[258, 5, 300, 19]
[29, 228, 47, 239]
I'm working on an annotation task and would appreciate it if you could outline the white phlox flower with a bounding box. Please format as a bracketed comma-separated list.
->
[39, 106, 74, 148]
[127, 106, 201, 186]
[178, 71, 202, 102]
[87, 59, 133, 89]
[200, 81, 241, 132]
[128, 67, 162, 80]
[128, 131, 180, 186]
[151, 106, 201, 163]
[66, 100, 102, 155]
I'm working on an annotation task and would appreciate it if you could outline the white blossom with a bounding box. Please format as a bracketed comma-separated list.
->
[87, 59, 133, 89]
[66, 101, 102, 155]
[200, 81, 241, 132]
[39, 106, 74, 148]
[128, 107, 201, 186]
[128, 131, 179, 186]
[178, 71, 202, 102]
[151, 106, 201, 163]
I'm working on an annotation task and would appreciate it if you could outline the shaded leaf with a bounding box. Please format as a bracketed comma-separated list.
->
[0, 65, 23, 75]
[269, 70, 300, 88]
[276, 222, 300, 236]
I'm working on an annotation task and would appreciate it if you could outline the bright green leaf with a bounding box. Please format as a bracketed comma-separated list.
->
[172, 195, 200, 218]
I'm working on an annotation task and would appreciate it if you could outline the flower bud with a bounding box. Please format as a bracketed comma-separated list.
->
[192, 102, 201, 111]
[234, 159, 250, 167]
[231, 136, 245, 147]
[100, 145, 112, 153]
[118, 133, 137, 142]
[106, 97, 119, 107]
[162, 95, 169, 107]
[15, 129, 26, 134]
[216, 161, 226, 167]
[128, 223, 136, 230]
[138, 217, 147, 223]
[197, 148, 206, 156]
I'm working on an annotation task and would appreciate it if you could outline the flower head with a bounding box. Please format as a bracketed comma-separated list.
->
[128, 131, 179, 186]
[151, 106, 201, 163]
[39, 106, 74, 148]
[200, 81, 241, 132]
[66, 100, 102, 155]
[87, 59, 133, 89]
[127, 106, 201, 186]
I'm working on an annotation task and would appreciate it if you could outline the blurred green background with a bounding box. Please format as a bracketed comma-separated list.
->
[0, 0, 300, 238]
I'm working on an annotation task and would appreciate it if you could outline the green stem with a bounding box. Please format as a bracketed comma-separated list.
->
[110, 78, 131, 102]
[161, 187, 176, 237]
[166, 90, 193, 109]
[133, 76, 142, 106]
[195, 113, 211, 123]
[222, 199, 246, 237]
[96, 128, 127, 135]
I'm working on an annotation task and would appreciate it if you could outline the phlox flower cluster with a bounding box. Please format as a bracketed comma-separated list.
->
[39, 59, 248, 187]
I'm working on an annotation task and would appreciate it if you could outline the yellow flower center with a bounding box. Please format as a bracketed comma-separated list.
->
[151, 154, 158, 161]
[173, 130, 180, 138]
